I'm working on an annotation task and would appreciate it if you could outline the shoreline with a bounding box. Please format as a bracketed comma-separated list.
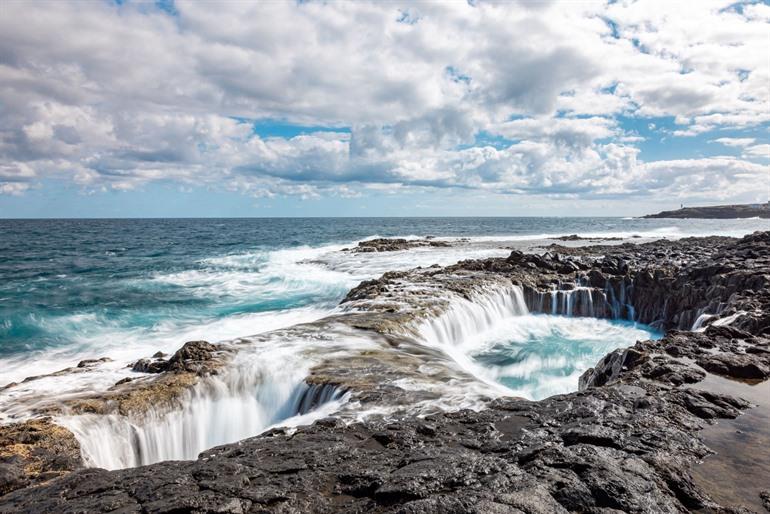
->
[1, 232, 769, 512]
[643, 203, 770, 220]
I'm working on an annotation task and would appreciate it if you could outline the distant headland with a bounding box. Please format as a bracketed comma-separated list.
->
[643, 202, 770, 219]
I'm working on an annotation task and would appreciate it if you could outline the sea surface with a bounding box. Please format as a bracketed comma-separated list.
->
[3, 216, 768, 468]
[1, 216, 768, 388]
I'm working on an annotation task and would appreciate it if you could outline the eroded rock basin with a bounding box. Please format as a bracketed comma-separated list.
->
[459, 315, 661, 399]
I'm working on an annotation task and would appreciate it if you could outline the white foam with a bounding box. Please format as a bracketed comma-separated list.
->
[57, 357, 347, 469]
[53, 327, 376, 469]
[313, 244, 509, 278]
[711, 311, 746, 327]
[0, 306, 331, 389]
[692, 312, 715, 331]
[152, 244, 357, 300]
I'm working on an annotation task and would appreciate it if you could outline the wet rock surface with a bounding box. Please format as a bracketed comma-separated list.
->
[346, 238, 452, 253]
[0, 339, 229, 496]
[131, 340, 220, 375]
[2, 232, 770, 512]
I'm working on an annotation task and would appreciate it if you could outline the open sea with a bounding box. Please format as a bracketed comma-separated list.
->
[2, 216, 768, 387]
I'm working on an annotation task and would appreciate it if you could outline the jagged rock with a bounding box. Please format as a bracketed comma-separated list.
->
[580, 347, 645, 389]
[696, 353, 770, 380]
[348, 238, 451, 253]
[760, 490, 770, 511]
[166, 340, 219, 375]
[76, 358, 111, 368]
[0, 419, 81, 496]
[1, 378, 750, 513]
[131, 358, 168, 374]
[129, 344, 215, 376]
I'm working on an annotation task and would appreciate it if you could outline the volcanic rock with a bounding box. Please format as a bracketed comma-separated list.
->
[0, 419, 81, 496]
[349, 238, 452, 253]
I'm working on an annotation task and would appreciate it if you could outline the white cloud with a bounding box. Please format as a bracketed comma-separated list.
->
[0, 0, 767, 202]
[744, 144, 770, 159]
[0, 182, 29, 195]
[712, 137, 756, 148]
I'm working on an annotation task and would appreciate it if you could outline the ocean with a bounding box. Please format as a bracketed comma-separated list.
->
[1, 216, 768, 385]
[2, 216, 770, 468]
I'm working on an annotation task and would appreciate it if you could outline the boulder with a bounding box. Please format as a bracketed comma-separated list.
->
[166, 341, 219, 375]
[0, 419, 81, 496]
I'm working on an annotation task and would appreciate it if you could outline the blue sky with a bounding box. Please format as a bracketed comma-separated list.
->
[0, 0, 768, 217]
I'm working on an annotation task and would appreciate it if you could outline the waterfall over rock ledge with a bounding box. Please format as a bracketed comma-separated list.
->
[58, 363, 346, 470]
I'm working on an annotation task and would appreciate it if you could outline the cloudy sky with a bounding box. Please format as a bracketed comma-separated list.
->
[0, 0, 768, 217]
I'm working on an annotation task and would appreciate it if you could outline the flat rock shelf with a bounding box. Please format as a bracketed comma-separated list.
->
[1, 232, 770, 513]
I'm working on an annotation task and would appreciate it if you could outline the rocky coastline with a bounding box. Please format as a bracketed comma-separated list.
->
[643, 203, 770, 219]
[1, 232, 770, 513]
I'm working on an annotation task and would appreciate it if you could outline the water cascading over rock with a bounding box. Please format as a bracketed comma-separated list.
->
[417, 281, 641, 351]
[417, 285, 529, 346]
[58, 360, 346, 470]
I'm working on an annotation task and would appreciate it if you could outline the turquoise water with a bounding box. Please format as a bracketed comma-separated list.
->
[468, 315, 661, 399]
[0, 217, 766, 385]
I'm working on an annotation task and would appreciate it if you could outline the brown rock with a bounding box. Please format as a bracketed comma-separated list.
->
[0, 419, 81, 496]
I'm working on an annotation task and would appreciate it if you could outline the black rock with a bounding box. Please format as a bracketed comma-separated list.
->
[166, 340, 218, 374]
[130, 358, 168, 374]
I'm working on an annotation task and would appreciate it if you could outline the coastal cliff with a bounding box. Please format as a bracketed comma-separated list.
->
[1, 233, 770, 513]
[643, 202, 770, 219]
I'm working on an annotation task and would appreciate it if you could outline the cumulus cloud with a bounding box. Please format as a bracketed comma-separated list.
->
[0, 0, 767, 201]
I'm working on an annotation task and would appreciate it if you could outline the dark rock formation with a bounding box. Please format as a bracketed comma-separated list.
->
[553, 234, 623, 241]
[1, 342, 764, 513]
[643, 202, 770, 219]
[131, 340, 218, 375]
[75, 358, 111, 368]
[130, 358, 167, 374]
[348, 238, 452, 253]
[166, 340, 218, 374]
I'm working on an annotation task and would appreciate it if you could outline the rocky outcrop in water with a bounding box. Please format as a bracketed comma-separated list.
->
[2, 232, 770, 512]
[131, 340, 220, 375]
[346, 238, 452, 253]
[0, 340, 230, 497]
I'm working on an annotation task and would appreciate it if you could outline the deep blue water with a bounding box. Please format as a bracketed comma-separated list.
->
[1, 217, 767, 366]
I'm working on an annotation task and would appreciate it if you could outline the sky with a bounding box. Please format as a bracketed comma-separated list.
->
[0, 0, 768, 218]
